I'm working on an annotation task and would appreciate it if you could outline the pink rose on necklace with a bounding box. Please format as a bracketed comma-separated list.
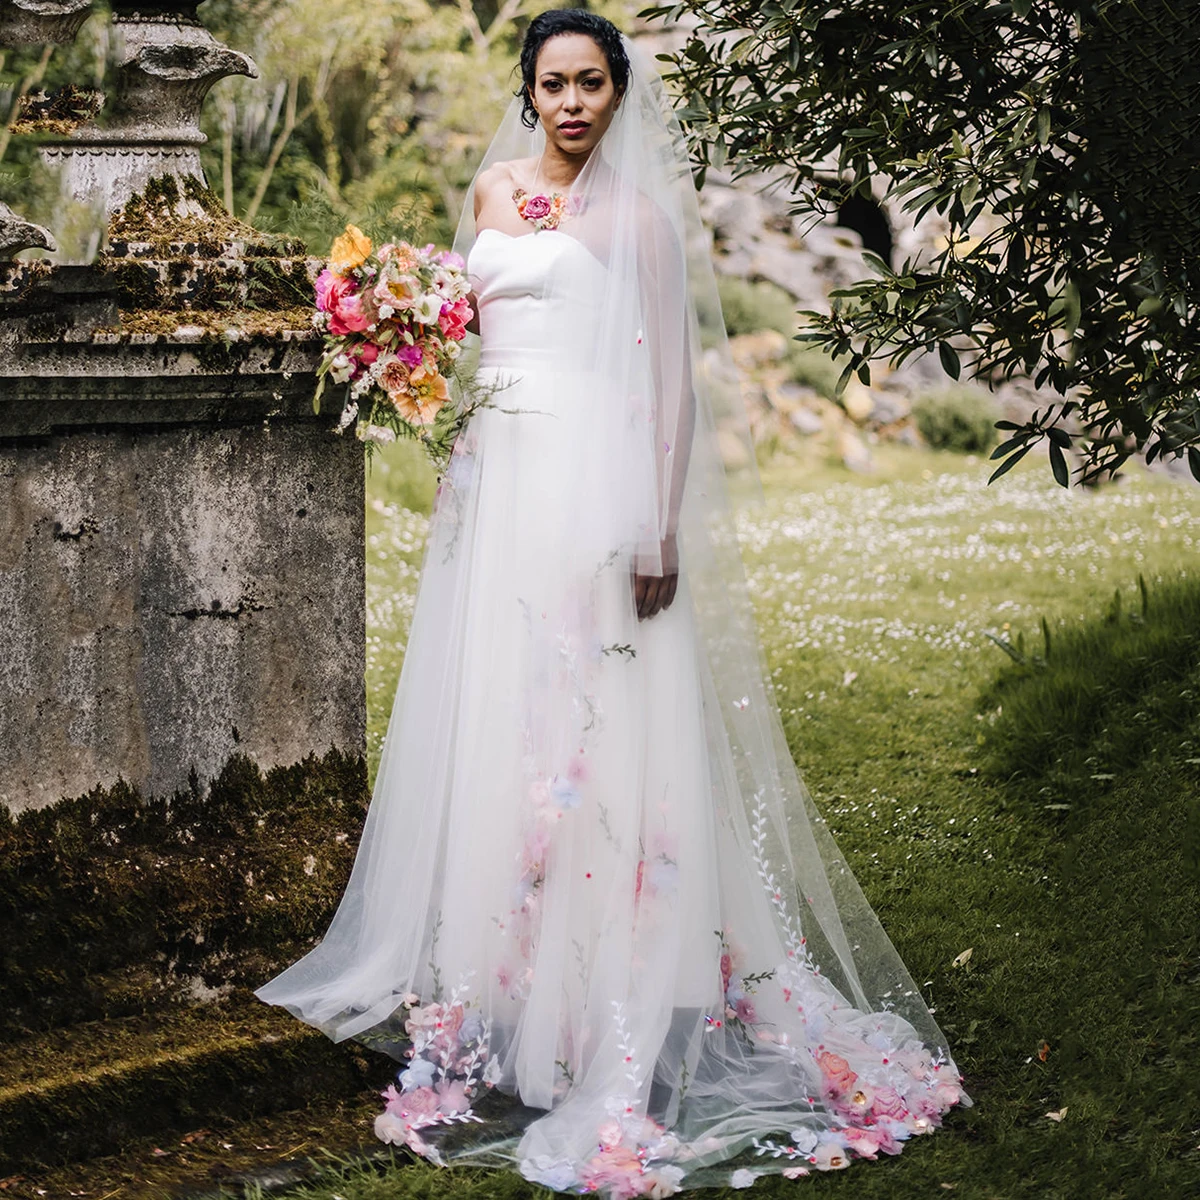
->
[523, 194, 553, 221]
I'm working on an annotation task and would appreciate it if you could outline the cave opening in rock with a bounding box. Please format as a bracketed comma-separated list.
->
[837, 192, 894, 266]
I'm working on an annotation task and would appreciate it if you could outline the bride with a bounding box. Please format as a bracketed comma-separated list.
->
[255, 9, 971, 1194]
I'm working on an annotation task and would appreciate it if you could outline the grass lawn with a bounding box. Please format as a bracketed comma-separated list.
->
[256, 440, 1200, 1200]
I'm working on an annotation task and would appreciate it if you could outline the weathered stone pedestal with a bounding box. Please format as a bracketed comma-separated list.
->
[0, 0, 366, 815]
[0, 6, 378, 1181]
[0, 0, 94, 47]
[42, 3, 257, 212]
[0, 251, 364, 813]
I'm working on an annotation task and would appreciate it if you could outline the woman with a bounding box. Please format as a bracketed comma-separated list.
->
[255, 10, 971, 1194]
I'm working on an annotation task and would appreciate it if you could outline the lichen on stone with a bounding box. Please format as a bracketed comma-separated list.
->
[99, 305, 317, 339]
[94, 174, 322, 339]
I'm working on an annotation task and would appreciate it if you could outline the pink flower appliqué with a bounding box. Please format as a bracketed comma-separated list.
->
[388, 1084, 440, 1118]
[719, 953, 733, 992]
[436, 1079, 471, 1115]
[816, 1050, 858, 1094]
[871, 1085, 909, 1120]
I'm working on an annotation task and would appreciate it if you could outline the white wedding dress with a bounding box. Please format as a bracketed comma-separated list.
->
[255, 223, 971, 1194]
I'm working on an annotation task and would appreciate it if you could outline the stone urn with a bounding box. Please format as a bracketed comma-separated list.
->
[43, 0, 257, 213]
[0, 0, 93, 47]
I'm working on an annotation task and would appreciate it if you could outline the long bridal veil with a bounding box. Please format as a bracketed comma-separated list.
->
[255, 29, 969, 1190]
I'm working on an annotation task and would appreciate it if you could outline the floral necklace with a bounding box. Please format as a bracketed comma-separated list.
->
[512, 150, 583, 231]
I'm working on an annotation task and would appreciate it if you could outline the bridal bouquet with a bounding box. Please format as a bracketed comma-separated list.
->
[312, 224, 482, 467]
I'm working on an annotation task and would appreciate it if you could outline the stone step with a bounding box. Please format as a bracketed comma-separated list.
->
[0, 991, 388, 1178]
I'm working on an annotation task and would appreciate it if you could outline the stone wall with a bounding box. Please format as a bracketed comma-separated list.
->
[0, 285, 364, 812]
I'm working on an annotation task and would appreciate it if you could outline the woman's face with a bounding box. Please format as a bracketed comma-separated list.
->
[528, 33, 623, 158]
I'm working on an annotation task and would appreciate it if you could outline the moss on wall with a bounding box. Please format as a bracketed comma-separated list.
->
[107, 175, 304, 262]
[0, 748, 369, 1041]
[95, 174, 320, 337]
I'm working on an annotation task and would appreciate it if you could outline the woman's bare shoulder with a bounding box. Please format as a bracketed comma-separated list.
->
[477, 157, 536, 197]
[474, 158, 537, 222]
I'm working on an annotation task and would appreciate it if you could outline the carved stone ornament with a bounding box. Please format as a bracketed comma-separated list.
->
[0, 200, 57, 259]
[0, 0, 93, 48]
[42, 1, 257, 214]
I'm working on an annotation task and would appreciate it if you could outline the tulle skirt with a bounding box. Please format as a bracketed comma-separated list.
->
[254, 360, 971, 1194]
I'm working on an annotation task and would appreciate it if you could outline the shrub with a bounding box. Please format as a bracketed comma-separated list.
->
[912, 386, 1001, 452]
[785, 341, 843, 400]
[716, 275, 797, 337]
[979, 573, 1200, 786]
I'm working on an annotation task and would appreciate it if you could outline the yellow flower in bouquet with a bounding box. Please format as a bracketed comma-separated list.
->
[393, 364, 450, 426]
[330, 224, 372, 275]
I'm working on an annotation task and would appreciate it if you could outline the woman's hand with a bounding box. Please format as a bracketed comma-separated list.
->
[633, 533, 679, 621]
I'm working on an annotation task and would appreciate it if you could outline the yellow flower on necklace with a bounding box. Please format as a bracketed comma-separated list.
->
[329, 224, 372, 275]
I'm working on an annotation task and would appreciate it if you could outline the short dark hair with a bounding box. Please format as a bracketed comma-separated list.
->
[517, 9, 630, 131]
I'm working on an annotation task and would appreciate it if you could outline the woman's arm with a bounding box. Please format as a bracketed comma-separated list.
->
[463, 163, 509, 336]
[632, 200, 696, 620]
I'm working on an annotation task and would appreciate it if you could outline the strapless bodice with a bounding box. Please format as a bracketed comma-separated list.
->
[466, 228, 606, 370]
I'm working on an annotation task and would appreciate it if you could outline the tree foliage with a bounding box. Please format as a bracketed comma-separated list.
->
[638, 0, 1200, 485]
[1, 3, 635, 252]
[199, 0, 634, 248]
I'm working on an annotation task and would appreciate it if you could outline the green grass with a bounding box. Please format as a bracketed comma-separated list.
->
[258, 444, 1200, 1200]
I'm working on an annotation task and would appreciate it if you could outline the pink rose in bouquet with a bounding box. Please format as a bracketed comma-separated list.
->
[396, 342, 425, 368]
[350, 341, 379, 378]
[438, 298, 471, 341]
[316, 269, 372, 336]
[314, 224, 480, 459]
